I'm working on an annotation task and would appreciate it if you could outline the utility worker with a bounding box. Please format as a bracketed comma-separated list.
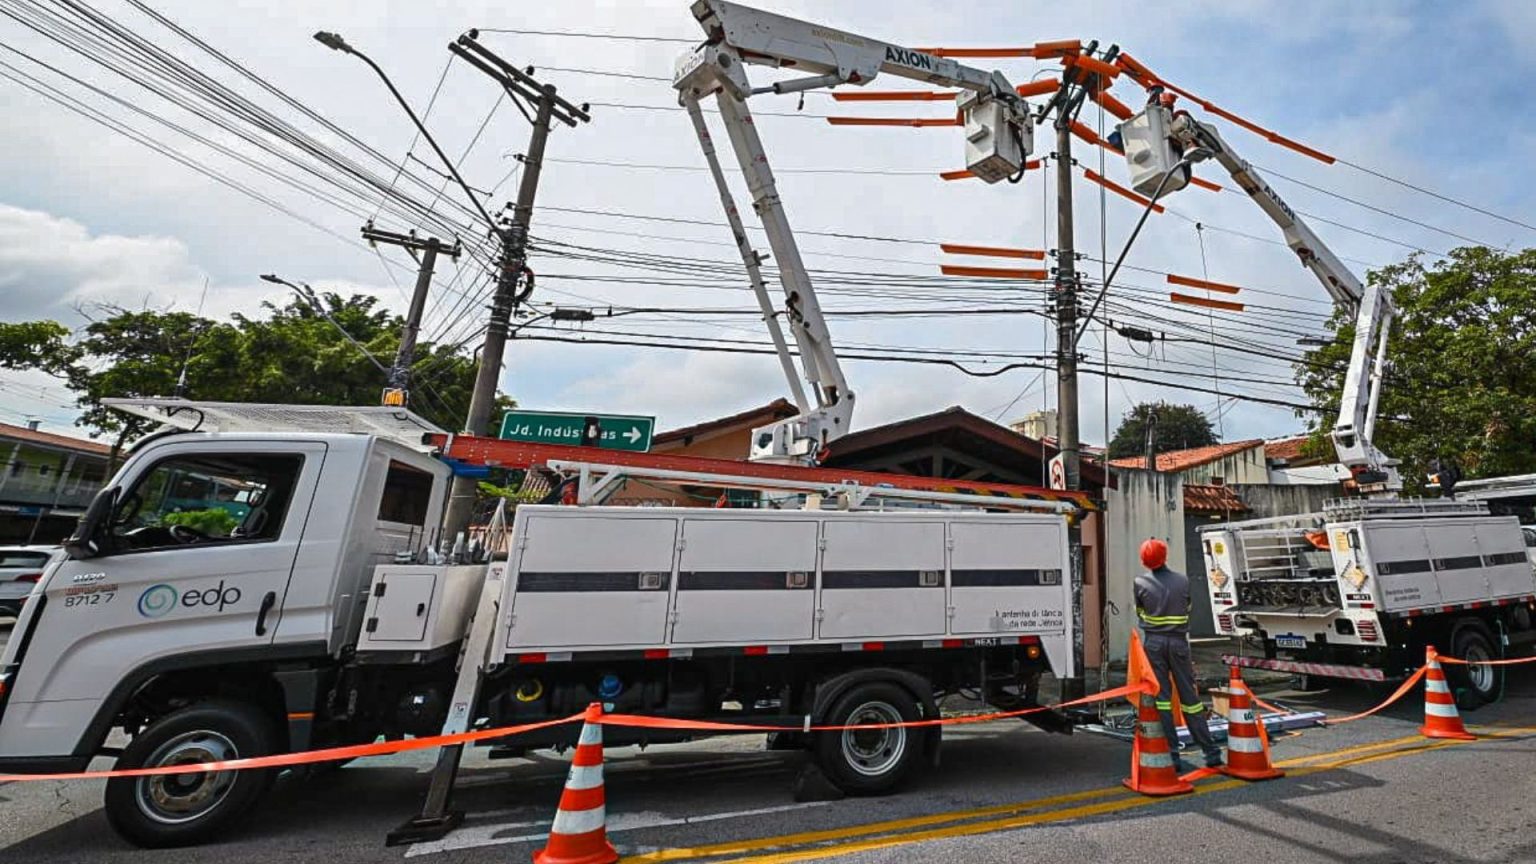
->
[1134, 537, 1224, 770]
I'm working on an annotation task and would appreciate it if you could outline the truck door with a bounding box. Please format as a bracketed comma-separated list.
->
[22, 442, 325, 705]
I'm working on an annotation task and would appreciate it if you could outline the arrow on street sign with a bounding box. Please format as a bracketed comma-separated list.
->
[499, 410, 656, 453]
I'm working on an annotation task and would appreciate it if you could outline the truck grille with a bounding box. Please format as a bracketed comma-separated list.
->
[1217, 613, 1234, 632]
[1357, 619, 1379, 642]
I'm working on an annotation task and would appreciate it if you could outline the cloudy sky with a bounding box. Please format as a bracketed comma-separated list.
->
[2, 0, 1532, 448]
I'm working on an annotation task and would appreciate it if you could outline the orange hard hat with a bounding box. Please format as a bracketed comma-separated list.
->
[1140, 538, 1168, 570]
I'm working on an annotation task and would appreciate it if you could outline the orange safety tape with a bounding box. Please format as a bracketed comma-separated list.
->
[0, 713, 584, 783]
[1435, 652, 1536, 667]
[0, 680, 1158, 784]
[597, 681, 1154, 734]
[1322, 665, 1427, 725]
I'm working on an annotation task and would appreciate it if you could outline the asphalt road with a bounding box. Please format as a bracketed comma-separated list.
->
[3, 619, 1535, 864]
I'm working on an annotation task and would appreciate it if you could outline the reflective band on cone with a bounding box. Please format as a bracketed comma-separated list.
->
[1219, 667, 1283, 781]
[1419, 647, 1476, 742]
[533, 703, 620, 864]
[1122, 693, 1194, 796]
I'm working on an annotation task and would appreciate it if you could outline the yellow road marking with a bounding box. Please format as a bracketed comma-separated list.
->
[623, 726, 1536, 864]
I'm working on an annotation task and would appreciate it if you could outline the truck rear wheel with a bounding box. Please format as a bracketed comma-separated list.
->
[814, 682, 922, 794]
[104, 700, 277, 848]
[1449, 625, 1499, 710]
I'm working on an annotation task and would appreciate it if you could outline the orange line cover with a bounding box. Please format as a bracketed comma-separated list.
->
[1082, 168, 1165, 213]
[1170, 292, 1245, 312]
[941, 264, 1049, 280]
[1167, 273, 1242, 295]
[940, 243, 1047, 260]
[827, 116, 958, 127]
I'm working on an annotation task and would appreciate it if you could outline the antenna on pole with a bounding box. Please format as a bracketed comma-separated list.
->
[173, 276, 211, 399]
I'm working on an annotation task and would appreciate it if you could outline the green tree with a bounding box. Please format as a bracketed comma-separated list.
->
[161, 508, 240, 537]
[0, 293, 513, 444]
[1108, 401, 1218, 459]
[1297, 247, 1536, 489]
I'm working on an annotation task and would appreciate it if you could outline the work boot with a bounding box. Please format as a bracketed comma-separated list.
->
[1204, 750, 1225, 769]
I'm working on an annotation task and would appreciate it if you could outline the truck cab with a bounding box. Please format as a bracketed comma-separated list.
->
[0, 401, 448, 845]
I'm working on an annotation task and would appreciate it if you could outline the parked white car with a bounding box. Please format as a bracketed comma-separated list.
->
[0, 547, 62, 617]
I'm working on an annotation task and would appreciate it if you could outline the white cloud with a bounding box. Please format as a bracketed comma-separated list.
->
[0, 204, 204, 318]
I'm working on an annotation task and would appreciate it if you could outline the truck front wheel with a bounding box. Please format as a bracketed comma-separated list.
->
[814, 682, 922, 794]
[104, 700, 277, 848]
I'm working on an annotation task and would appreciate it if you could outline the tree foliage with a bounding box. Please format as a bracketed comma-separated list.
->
[0, 292, 513, 443]
[1298, 247, 1536, 489]
[1108, 401, 1218, 459]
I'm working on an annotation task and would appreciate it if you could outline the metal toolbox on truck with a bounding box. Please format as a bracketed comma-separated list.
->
[356, 564, 483, 657]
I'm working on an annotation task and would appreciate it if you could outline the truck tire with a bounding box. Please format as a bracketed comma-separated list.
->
[1449, 625, 1499, 710]
[813, 681, 921, 795]
[103, 700, 277, 848]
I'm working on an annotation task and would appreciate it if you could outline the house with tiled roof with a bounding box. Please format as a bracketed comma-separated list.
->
[1109, 439, 1268, 485]
[0, 420, 113, 543]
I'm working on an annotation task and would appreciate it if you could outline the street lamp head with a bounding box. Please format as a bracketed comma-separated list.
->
[313, 31, 352, 54]
[259, 273, 283, 284]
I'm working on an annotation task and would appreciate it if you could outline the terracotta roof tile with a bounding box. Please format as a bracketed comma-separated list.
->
[1184, 483, 1249, 514]
[0, 422, 111, 456]
[652, 398, 797, 447]
[1264, 434, 1311, 463]
[1108, 439, 1263, 472]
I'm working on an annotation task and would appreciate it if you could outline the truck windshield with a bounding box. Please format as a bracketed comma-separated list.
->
[111, 453, 304, 549]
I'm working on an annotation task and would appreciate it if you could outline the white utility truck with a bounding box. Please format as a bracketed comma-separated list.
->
[1114, 93, 1536, 701]
[0, 401, 1077, 847]
[0, 2, 1077, 848]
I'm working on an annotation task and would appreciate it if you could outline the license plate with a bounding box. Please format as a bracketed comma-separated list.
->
[1275, 635, 1307, 649]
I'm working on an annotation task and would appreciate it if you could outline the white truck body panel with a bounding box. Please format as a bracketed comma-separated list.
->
[495, 506, 1075, 677]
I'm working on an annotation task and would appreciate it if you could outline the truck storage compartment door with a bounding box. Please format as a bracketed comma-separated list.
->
[818, 519, 946, 640]
[1472, 521, 1536, 600]
[1423, 521, 1491, 605]
[506, 515, 677, 648]
[672, 518, 817, 644]
[361, 569, 437, 641]
[948, 519, 1069, 637]
[1363, 523, 1441, 612]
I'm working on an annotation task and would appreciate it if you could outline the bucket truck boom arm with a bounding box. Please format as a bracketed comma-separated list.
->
[1115, 99, 1400, 493]
[674, 0, 1034, 462]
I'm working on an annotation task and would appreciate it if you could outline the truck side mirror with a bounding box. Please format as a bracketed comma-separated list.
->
[64, 486, 119, 560]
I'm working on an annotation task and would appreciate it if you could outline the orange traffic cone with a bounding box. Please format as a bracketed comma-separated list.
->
[1419, 646, 1476, 742]
[1123, 692, 1194, 796]
[533, 704, 619, 864]
[1220, 667, 1283, 781]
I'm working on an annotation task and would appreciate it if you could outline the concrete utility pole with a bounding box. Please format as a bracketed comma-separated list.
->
[362, 224, 461, 406]
[441, 30, 590, 542]
[1041, 41, 1117, 699]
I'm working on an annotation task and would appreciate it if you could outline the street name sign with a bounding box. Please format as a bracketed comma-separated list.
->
[498, 410, 655, 452]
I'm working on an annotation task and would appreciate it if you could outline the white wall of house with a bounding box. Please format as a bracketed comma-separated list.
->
[1104, 468, 1186, 662]
[1180, 447, 1267, 485]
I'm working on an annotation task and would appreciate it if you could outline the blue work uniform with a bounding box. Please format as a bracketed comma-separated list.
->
[1134, 564, 1223, 768]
